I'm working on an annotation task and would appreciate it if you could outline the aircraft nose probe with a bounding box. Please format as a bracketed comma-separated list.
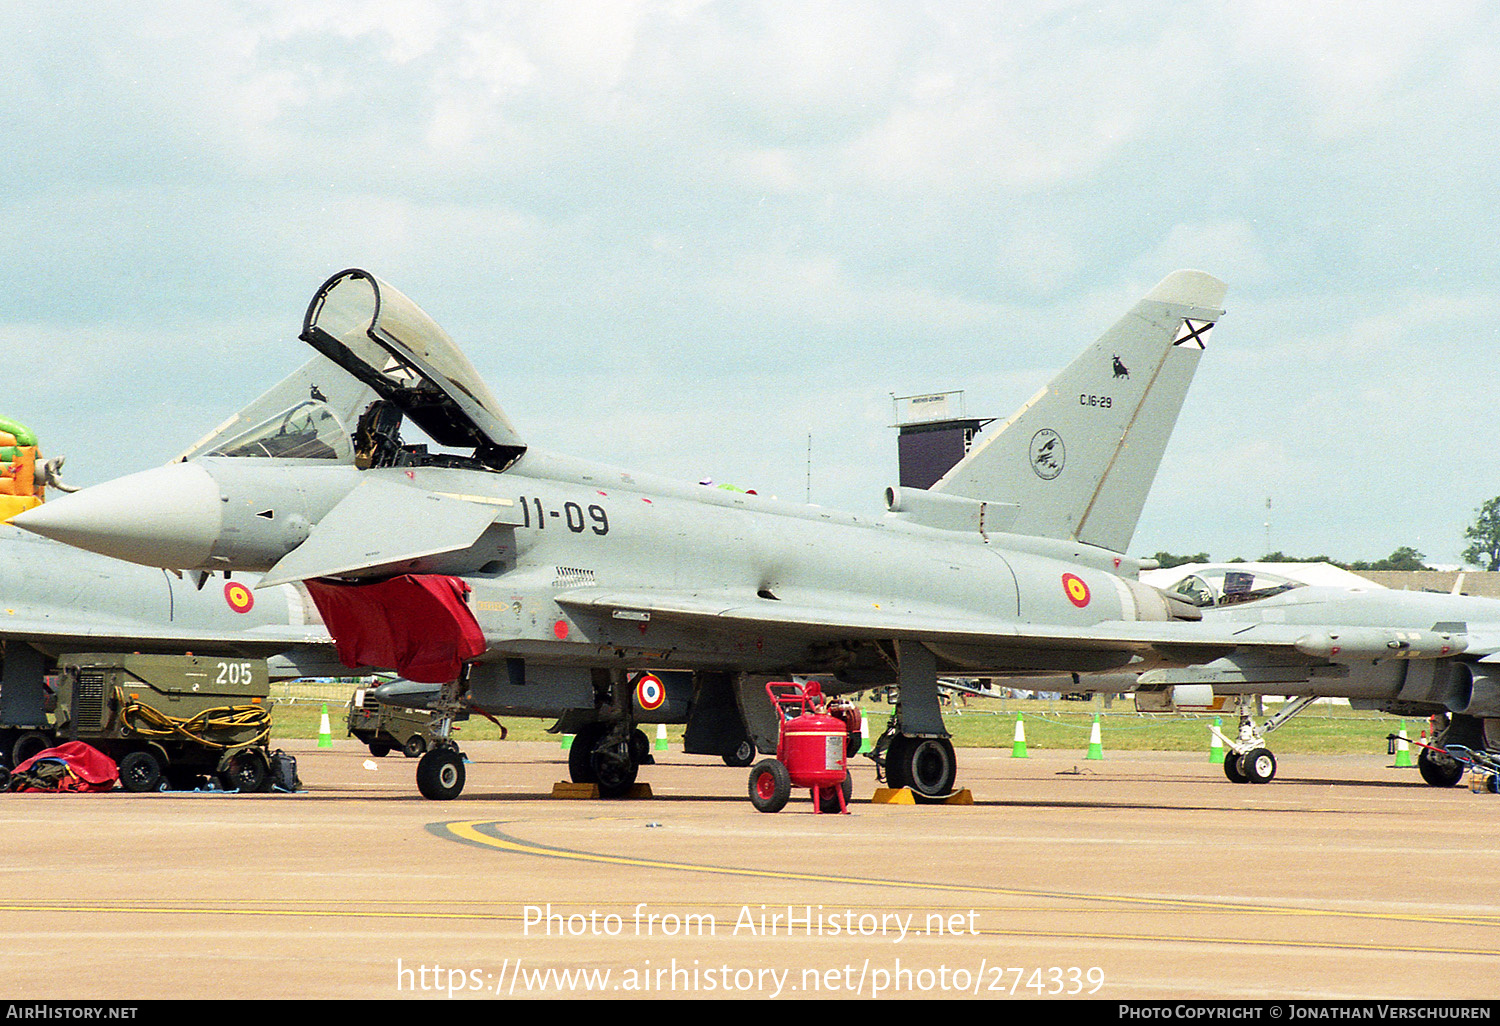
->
[11, 461, 224, 570]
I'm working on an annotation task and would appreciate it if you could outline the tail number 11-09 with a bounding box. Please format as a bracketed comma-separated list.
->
[517, 496, 610, 536]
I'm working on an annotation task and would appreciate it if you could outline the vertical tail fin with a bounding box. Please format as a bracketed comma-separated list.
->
[930, 270, 1225, 553]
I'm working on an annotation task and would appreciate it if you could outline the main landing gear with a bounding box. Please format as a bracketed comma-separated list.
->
[566, 669, 652, 799]
[1415, 712, 1483, 788]
[568, 721, 653, 798]
[868, 643, 961, 802]
[876, 729, 958, 798]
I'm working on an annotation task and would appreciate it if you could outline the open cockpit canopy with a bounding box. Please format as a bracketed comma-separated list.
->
[301, 269, 526, 467]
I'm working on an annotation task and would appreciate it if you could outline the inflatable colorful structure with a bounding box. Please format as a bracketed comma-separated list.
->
[0, 416, 43, 521]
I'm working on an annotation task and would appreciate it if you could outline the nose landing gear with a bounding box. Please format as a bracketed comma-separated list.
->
[1217, 695, 1318, 785]
[415, 670, 470, 801]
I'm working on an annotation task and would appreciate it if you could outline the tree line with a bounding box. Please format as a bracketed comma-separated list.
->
[1149, 496, 1500, 572]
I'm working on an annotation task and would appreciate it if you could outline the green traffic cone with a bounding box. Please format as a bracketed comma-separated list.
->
[317, 703, 332, 748]
[1086, 715, 1104, 760]
[1209, 716, 1223, 763]
[1011, 713, 1028, 758]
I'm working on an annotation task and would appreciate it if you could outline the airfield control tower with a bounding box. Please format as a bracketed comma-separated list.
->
[891, 391, 993, 490]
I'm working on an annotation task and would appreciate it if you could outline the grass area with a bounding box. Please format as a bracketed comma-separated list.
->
[269, 689, 1423, 757]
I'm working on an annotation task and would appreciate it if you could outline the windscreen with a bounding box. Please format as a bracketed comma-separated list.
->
[205, 400, 354, 461]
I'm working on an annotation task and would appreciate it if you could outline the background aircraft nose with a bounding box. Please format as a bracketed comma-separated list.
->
[11, 462, 223, 569]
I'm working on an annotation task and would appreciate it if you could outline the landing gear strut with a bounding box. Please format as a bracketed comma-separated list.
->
[1217, 695, 1316, 785]
[415, 669, 470, 801]
[868, 643, 960, 801]
[566, 670, 644, 798]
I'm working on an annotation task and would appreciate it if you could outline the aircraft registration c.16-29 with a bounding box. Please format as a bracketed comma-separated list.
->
[18, 265, 1366, 802]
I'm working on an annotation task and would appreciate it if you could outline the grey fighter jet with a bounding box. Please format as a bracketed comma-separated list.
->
[1138, 563, 1500, 787]
[16, 267, 1235, 801]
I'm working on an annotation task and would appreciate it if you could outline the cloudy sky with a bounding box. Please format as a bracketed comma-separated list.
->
[3, 1, 1498, 565]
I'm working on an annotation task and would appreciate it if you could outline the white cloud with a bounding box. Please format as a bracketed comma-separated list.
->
[1229, 1, 1492, 138]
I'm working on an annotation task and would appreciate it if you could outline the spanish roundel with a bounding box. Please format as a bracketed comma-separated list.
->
[224, 580, 255, 614]
[634, 673, 666, 712]
[1061, 573, 1090, 608]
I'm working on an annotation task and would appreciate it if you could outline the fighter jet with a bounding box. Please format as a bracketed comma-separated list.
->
[1136, 562, 1500, 787]
[16, 266, 1238, 801]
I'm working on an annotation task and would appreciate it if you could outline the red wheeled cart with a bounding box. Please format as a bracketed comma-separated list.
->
[747, 680, 860, 814]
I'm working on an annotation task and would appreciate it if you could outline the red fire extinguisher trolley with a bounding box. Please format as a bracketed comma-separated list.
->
[748, 680, 860, 813]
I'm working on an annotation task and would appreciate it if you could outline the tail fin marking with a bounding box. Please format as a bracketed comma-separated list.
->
[929, 270, 1226, 553]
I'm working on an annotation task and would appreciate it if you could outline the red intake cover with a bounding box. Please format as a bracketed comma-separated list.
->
[304, 574, 487, 683]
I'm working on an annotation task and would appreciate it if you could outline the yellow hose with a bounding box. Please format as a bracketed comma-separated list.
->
[114, 687, 271, 751]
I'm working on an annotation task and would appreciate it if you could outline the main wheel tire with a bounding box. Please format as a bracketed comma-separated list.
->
[630, 728, 655, 766]
[118, 750, 165, 793]
[1224, 750, 1249, 784]
[1242, 747, 1277, 784]
[895, 737, 957, 800]
[1418, 746, 1464, 787]
[883, 735, 910, 790]
[748, 759, 792, 813]
[817, 771, 854, 813]
[416, 748, 466, 801]
[592, 742, 639, 799]
[568, 723, 606, 784]
[402, 735, 427, 759]
[722, 738, 756, 768]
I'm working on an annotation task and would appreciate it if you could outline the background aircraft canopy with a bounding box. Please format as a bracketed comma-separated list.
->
[1161, 567, 1304, 607]
[1141, 561, 1383, 607]
[301, 269, 526, 464]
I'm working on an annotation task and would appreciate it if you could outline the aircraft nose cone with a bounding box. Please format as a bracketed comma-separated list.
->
[11, 462, 223, 569]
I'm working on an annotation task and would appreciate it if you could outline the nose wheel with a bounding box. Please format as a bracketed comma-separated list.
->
[1240, 747, 1277, 784]
[416, 745, 466, 800]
